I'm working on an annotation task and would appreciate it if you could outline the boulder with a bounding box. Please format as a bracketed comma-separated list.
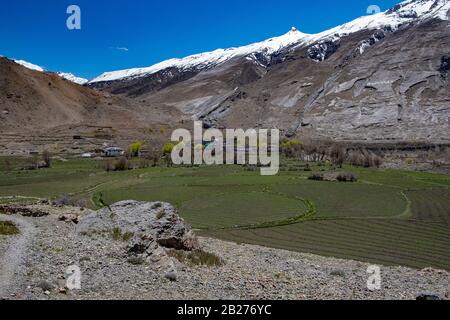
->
[78, 200, 199, 251]
[127, 236, 176, 272]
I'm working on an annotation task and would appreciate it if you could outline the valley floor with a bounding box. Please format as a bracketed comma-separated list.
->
[0, 157, 449, 300]
[1, 210, 449, 300]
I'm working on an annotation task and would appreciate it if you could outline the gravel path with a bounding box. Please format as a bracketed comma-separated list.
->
[0, 214, 36, 299]
[1, 206, 449, 300]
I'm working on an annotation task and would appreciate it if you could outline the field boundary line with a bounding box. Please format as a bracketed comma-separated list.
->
[395, 191, 413, 219]
[207, 197, 317, 231]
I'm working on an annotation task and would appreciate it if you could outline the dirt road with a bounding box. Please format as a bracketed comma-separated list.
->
[0, 214, 36, 298]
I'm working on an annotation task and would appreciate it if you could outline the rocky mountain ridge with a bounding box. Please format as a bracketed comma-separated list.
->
[83, 0, 450, 143]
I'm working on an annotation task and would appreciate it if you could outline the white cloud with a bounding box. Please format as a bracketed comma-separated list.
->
[114, 47, 129, 52]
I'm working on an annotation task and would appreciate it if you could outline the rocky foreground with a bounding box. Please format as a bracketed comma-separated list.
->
[0, 201, 449, 300]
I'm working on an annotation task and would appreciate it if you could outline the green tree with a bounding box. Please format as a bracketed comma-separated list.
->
[162, 142, 175, 167]
[162, 142, 175, 155]
[130, 142, 143, 158]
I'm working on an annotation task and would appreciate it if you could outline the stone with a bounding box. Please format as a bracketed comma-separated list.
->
[78, 201, 199, 251]
[416, 293, 441, 300]
[78, 201, 198, 274]
[330, 270, 346, 277]
[37, 280, 55, 292]
[164, 271, 177, 282]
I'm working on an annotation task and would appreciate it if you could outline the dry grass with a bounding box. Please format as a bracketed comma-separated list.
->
[110, 227, 134, 241]
[0, 221, 19, 235]
[127, 256, 145, 265]
[168, 249, 224, 267]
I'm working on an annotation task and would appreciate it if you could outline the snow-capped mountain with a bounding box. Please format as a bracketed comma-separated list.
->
[89, 0, 450, 84]
[56, 72, 88, 85]
[9, 58, 88, 85]
[89, 27, 309, 83]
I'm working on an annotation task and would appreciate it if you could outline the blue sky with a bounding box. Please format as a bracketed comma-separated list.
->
[0, 0, 400, 79]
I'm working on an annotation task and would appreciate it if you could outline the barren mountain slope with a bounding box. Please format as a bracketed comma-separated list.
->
[201, 19, 450, 142]
[0, 57, 184, 155]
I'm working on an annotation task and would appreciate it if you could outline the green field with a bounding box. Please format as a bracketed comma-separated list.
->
[1, 157, 449, 270]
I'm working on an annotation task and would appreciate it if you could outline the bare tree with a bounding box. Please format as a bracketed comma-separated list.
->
[329, 144, 346, 168]
[42, 150, 51, 168]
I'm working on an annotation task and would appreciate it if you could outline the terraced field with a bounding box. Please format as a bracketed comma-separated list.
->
[206, 219, 450, 270]
[407, 189, 450, 223]
[1, 157, 449, 270]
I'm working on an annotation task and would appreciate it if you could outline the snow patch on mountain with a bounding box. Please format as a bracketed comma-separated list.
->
[312, 0, 450, 42]
[56, 72, 88, 85]
[357, 30, 386, 55]
[13, 59, 45, 72]
[11, 58, 88, 85]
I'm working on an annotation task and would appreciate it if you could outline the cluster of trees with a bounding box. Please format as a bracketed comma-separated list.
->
[280, 139, 383, 168]
[100, 142, 164, 172]
[23, 150, 52, 170]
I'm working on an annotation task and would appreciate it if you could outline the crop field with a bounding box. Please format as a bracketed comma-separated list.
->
[0, 157, 449, 270]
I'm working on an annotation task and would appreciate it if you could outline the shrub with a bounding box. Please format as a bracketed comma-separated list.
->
[155, 208, 166, 220]
[127, 256, 145, 265]
[110, 228, 134, 241]
[52, 194, 72, 206]
[336, 172, 358, 182]
[144, 150, 162, 167]
[101, 157, 130, 172]
[162, 143, 175, 155]
[138, 158, 151, 169]
[167, 249, 224, 267]
[75, 199, 88, 209]
[0, 221, 19, 235]
[113, 157, 128, 171]
[308, 173, 324, 181]
[52, 195, 87, 208]
[100, 159, 114, 172]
